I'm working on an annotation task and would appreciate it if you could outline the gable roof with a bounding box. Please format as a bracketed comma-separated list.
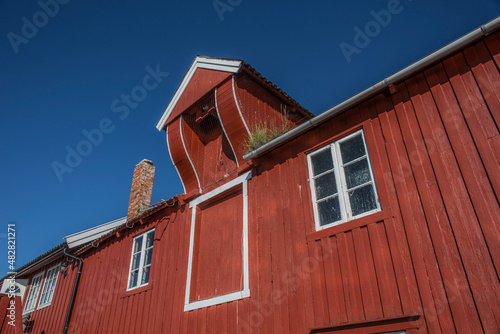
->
[156, 57, 242, 130]
[156, 56, 314, 131]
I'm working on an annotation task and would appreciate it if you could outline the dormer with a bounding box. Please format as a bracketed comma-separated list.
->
[157, 56, 313, 198]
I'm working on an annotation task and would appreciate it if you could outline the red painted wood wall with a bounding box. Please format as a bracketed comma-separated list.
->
[1, 259, 78, 334]
[190, 189, 244, 302]
[0, 295, 23, 333]
[7, 32, 500, 334]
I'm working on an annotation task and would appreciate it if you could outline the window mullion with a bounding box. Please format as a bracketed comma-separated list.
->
[138, 235, 147, 286]
[346, 180, 373, 192]
[316, 193, 339, 204]
[333, 142, 351, 221]
[313, 168, 335, 179]
[341, 154, 367, 168]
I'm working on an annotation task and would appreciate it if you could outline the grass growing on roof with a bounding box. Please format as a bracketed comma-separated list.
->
[244, 120, 294, 153]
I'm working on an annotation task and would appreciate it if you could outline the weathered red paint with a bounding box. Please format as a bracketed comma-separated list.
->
[2, 31, 499, 334]
[191, 190, 244, 301]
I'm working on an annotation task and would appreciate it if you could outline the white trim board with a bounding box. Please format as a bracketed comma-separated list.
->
[156, 57, 242, 131]
[166, 125, 187, 194]
[232, 76, 250, 135]
[180, 116, 202, 193]
[189, 171, 251, 208]
[184, 171, 252, 311]
[214, 87, 239, 167]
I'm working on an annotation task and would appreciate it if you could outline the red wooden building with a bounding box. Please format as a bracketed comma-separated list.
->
[1, 17, 499, 334]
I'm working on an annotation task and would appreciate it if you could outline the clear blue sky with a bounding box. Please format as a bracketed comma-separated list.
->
[1, 0, 499, 275]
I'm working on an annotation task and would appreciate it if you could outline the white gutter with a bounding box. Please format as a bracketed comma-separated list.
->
[243, 16, 500, 160]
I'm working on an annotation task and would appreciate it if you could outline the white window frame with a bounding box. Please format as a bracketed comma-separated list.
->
[307, 130, 380, 231]
[37, 264, 60, 309]
[126, 229, 155, 291]
[23, 272, 44, 314]
[184, 171, 251, 311]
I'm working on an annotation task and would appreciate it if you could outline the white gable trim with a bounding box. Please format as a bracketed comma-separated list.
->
[65, 217, 126, 249]
[156, 57, 242, 131]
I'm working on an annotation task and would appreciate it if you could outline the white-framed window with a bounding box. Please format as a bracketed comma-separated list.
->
[184, 171, 251, 311]
[307, 130, 380, 230]
[37, 265, 60, 309]
[127, 229, 155, 290]
[23, 272, 44, 314]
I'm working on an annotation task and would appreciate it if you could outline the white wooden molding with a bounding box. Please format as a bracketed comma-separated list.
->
[179, 116, 202, 193]
[184, 171, 252, 311]
[214, 87, 239, 167]
[232, 76, 250, 135]
[166, 125, 187, 194]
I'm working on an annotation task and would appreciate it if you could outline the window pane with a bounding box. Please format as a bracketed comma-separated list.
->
[47, 289, 54, 302]
[314, 171, 337, 199]
[141, 266, 150, 285]
[317, 197, 341, 226]
[133, 236, 143, 253]
[132, 253, 141, 270]
[311, 149, 333, 175]
[144, 248, 153, 266]
[349, 185, 377, 216]
[40, 294, 46, 305]
[344, 158, 371, 189]
[129, 271, 138, 289]
[340, 134, 365, 164]
[146, 231, 154, 248]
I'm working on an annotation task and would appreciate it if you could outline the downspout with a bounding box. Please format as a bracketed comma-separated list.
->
[62, 243, 83, 334]
[243, 15, 500, 161]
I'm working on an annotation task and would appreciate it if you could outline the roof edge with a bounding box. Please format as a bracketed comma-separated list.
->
[64, 216, 126, 239]
[64, 217, 127, 249]
[72, 197, 179, 256]
[1, 243, 65, 280]
[243, 15, 500, 160]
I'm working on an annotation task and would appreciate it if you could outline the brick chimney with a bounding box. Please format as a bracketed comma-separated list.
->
[127, 159, 155, 221]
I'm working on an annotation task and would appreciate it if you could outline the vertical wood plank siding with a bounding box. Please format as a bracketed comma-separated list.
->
[9, 32, 499, 334]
